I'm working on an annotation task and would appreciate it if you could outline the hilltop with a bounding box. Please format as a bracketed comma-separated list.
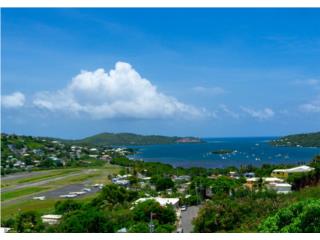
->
[271, 132, 320, 147]
[65, 132, 203, 146]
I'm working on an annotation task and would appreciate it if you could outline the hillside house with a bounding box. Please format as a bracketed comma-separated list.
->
[271, 165, 315, 179]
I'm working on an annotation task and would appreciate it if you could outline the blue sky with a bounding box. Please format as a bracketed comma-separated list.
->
[2, 8, 320, 139]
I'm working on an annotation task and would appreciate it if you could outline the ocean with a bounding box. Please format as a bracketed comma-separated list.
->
[129, 137, 320, 168]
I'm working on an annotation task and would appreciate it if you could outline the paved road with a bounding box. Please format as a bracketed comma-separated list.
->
[180, 206, 200, 233]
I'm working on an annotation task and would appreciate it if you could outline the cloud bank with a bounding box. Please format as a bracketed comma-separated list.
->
[1, 92, 26, 108]
[241, 107, 275, 120]
[33, 62, 205, 119]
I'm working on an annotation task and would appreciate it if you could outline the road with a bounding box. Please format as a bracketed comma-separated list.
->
[180, 205, 200, 233]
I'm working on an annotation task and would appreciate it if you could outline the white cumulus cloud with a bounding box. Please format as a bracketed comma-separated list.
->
[33, 62, 206, 119]
[241, 106, 275, 120]
[1, 92, 26, 108]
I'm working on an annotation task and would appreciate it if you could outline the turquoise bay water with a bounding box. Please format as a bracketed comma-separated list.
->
[130, 137, 320, 168]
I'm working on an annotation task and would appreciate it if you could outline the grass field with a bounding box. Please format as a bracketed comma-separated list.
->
[1, 164, 121, 220]
[1, 187, 50, 202]
[1, 195, 96, 220]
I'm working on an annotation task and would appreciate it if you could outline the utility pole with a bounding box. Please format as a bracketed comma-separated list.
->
[195, 181, 200, 205]
[149, 212, 155, 233]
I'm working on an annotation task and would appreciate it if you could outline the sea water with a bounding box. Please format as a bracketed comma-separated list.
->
[129, 137, 320, 168]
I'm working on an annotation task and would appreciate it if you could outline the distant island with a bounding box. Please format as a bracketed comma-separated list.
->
[210, 149, 235, 154]
[63, 132, 203, 146]
[271, 132, 320, 148]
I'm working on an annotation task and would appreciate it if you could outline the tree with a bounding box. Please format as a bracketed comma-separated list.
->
[91, 184, 138, 208]
[132, 199, 176, 225]
[210, 176, 239, 196]
[129, 222, 149, 233]
[54, 199, 83, 214]
[259, 199, 320, 233]
[57, 208, 114, 233]
[15, 211, 44, 233]
[193, 199, 242, 232]
[151, 176, 174, 191]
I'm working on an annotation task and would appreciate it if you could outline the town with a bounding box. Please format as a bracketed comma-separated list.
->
[1, 133, 320, 233]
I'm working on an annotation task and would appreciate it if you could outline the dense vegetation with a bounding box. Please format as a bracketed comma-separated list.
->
[64, 132, 202, 146]
[3, 184, 177, 233]
[271, 131, 320, 147]
[259, 199, 320, 232]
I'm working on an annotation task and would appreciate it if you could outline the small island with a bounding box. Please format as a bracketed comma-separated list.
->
[210, 149, 235, 154]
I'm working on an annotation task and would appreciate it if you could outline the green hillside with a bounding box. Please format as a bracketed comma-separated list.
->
[271, 132, 320, 147]
[67, 132, 202, 146]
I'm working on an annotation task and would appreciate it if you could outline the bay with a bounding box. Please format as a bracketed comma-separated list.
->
[129, 137, 320, 168]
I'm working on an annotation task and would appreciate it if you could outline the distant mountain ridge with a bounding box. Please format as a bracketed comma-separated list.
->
[64, 132, 203, 146]
[271, 132, 320, 147]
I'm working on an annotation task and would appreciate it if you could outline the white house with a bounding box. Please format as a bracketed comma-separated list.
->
[268, 183, 292, 194]
[134, 197, 180, 209]
[263, 177, 284, 184]
[41, 214, 62, 225]
[271, 165, 314, 178]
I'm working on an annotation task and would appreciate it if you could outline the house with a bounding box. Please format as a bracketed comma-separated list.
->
[268, 183, 292, 194]
[271, 165, 315, 179]
[112, 179, 130, 187]
[243, 172, 255, 178]
[229, 171, 239, 179]
[13, 161, 25, 168]
[244, 177, 260, 190]
[117, 227, 128, 233]
[100, 154, 112, 162]
[0, 227, 11, 233]
[134, 197, 180, 209]
[263, 177, 284, 184]
[173, 175, 191, 182]
[41, 214, 62, 225]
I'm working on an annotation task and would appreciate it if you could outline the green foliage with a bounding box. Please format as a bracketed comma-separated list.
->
[129, 222, 149, 233]
[151, 176, 174, 191]
[54, 200, 83, 214]
[1, 217, 16, 228]
[210, 176, 240, 196]
[155, 223, 175, 233]
[15, 211, 44, 233]
[57, 208, 114, 233]
[132, 199, 176, 225]
[193, 199, 244, 232]
[271, 131, 320, 147]
[259, 199, 320, 233]
[91, 184, 138, 208]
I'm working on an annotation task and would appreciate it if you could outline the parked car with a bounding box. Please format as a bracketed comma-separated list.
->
[180, 205, 187, 211]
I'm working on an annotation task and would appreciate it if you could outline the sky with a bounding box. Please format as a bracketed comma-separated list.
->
[1, 8, 320, 139]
